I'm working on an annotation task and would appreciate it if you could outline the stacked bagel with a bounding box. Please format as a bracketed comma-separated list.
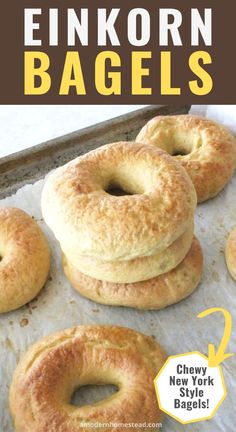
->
[42, 141, 203, 309]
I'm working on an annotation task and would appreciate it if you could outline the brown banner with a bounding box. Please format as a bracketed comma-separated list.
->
[0, 0, 235, 104]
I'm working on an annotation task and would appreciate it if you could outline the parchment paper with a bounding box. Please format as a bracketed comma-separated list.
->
[0, 171, 236, 432]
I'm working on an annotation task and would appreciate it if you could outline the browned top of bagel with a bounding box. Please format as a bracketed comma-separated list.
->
[0, 207, 50, 313]
[136, 115, 236, 203]
[10, 325, 166, 432]
[41, 141, 196, 260]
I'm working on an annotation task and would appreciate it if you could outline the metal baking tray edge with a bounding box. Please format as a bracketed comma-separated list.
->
[0, 105, 190, 198]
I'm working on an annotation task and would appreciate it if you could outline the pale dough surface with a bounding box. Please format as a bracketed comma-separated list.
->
[63, 237, 203, 309]
[62, 223, 194, 283]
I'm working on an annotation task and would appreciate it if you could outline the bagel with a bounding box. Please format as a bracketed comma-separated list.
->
[0, 207, 50, 313]
[136, 115, 236, 203]
[225, 227, 236, 281]
[63, 237, 203, 309]
[62, 223, 194, 283]
[41, 142, 196, 261]
[10, 325, 166, 432]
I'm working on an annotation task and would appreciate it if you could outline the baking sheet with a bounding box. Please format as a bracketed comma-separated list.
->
[0, 170, 236, 432]
[0, 105, 190, 199]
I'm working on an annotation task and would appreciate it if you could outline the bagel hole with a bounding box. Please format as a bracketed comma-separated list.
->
[170, 134, 201, 156]
[71, 384, 118, 407]
[172, 149, 190, 156]
[106, 186, 133, 196]
[105, 178, 144, 196]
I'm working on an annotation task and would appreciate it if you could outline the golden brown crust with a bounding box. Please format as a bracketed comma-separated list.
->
[136, 115, 236, 203]
[225, 227, 236, 281]
[0, 207, 50, 313]
[41, 141, 196, 260]
[62, 223, 194, 283]
[10, 325, 166, 432]
[63, 237, 203, 310]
